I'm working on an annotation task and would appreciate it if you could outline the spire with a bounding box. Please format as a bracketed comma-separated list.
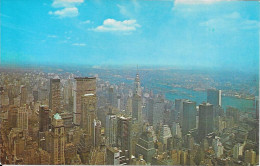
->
[134, 65, 141, 96]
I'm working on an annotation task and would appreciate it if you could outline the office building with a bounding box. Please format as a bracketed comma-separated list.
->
[73, 77, 96, 125]
[50, 113, 65, 165]
[172, 122, 182, 138]
[198, 102, 214, 140]
[17, 106, 28, 131]
[135, 131, 156, 163]
[207, 89, 221, 107]
[105, 113, 117, 146]
[39, 105, 50, 132]
[182, 100, 196, 135]
[20, 85, 27, 106]
[117, 116, 132, 156]
[49, 78, 61, 113]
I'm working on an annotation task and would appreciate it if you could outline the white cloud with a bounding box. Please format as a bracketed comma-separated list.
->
[49, 7, 78, 17]
[72, 43, 86, 46]
[52, 0, 84, 8]
[81, 20, 91, 24]
[49, 0, 83, 18]
[94, 19, 140, 32]
[175, 0, 229, 5]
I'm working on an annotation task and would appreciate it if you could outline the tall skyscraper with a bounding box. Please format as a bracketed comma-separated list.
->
[175, 99, 188, 123]
[105, 113, 117, 146]
[39, 105, 51, 132]
[20, 85, 27, 106]
[17, 106, 28, 131]
[132, 94, 142, 123]
[148, 95, 165, 127]
[50, 113, 65, 165]
[93, 119, 102, 147]
[134, 69, 142, 97]
[198, 103, 214, 140]
[182, 100, 196, 135]
[117, 116, 132, 157]
[81, 93, 97, 130]
[135, 131, 156, 163]
[132, 72, 142, 123]
[159, 125, 172, 148]
[172, 122, 182, 138]
[8, 106, 18, 128]
[73, 77, 96, 125]
[81, 93, 97, 146]
[207, 89, 221, 107]
[49, 78, 61, 113]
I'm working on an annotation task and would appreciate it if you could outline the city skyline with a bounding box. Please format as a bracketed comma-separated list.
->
[0, 1, 259, 165]
[1, 0, 259, 72]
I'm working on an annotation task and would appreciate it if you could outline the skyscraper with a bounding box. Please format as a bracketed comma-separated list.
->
[20, 85, 27, 106]
[93, 119, 102, 147]
[81, 93, 97, 146]
[135, 131, 156, 163]
[212, 136, 223, 158]
[105, 113, 117, 146]
[49, 78, 61, 113]
[81, 93, 97, 130]
[134, 69, 142, 97]
[150, 95, 164, 127]
[182, 100, 196, 135]
[73, 77, 96, 125]
[117, 116, 132, 157]
[8, 106, 18, 128]
[207, 89, 221, 107]
[132, 72, 142, 123]
[198, 103, 214, 140]
[159, 125, 172, 149]
[50, 113, 65, 165]
[175, 99, 188, 123]
[39, 105, 51, 132]
[172, 122, 182, 138]
[17, 106, 28, 131]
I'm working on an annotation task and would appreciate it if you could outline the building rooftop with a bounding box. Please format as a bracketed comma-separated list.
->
[75, 77, 96, 80]
[54, 113, 62, 120]
[84, 93, 95, 96]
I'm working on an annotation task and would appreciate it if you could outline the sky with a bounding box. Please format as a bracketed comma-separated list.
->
[0, 0, 259, 72]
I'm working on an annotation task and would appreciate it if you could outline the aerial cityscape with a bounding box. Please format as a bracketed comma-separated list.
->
[0, 0, 259, 165]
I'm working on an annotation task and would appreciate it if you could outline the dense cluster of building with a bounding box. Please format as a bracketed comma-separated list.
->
[0, 69, 259, 165]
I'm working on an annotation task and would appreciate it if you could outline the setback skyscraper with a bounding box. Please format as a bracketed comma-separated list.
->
[132, 72, 142, 123]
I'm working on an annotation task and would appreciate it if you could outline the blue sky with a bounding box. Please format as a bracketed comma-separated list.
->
[1, 0, 259, 72]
